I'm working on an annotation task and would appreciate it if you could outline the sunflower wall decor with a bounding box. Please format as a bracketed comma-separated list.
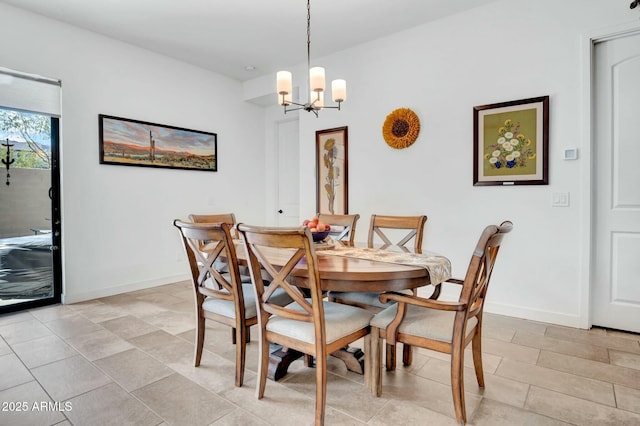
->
[382, 108, 420, 149]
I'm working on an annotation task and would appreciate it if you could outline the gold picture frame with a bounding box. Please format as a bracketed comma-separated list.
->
[316, 126, 348, 215]
[473, 96, 549, 186]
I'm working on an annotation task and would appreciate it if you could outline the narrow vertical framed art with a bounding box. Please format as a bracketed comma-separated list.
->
[473, 96, 549, 186]
[316, 126, 348, 215]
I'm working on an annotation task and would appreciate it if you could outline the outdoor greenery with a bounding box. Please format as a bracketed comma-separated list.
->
[0, 109, 51, 169]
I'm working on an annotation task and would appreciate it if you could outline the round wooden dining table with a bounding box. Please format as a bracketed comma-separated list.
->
[252, 245, 434, 291]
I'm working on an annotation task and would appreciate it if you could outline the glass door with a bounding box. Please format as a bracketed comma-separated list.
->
[0, 109, 61, 313]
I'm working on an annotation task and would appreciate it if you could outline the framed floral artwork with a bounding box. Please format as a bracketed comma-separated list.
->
[316, 126, 348, 215]
[473, 96, 549, 186]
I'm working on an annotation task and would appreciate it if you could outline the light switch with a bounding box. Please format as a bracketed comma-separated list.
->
[552, 192, 570, 207]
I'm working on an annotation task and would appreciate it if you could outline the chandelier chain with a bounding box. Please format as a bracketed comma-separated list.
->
[307, 0, 311, 81]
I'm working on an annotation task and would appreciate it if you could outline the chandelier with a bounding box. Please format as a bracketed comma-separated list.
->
[276, 0, 346, 117]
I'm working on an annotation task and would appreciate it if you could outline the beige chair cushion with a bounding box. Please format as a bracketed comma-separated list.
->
[220, 272, 252, 283]
[267, 300, 374, 345]
[370, 304, 477, 343]
[202, 284, 291, 319]
[328, 290, 412, 309]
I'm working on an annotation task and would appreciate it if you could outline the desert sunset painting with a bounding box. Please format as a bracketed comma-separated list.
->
[99, 115, 217, 171]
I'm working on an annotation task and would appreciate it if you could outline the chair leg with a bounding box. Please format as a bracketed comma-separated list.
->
[235, 325, 246, 387]
[233, 327, 250, 344]
[363, 334, 371, 389]
[304, 354, 315, 367]
[194, 313, 205, 367]
[451, 348, 467, 425]
[370, 328, 383, 397]
[472, 327, 485, 388]
[402, 343, 413, 366]
[385, 343, 396, 371]
[315, 353, 327, 426]
[256, 331, 269, 399]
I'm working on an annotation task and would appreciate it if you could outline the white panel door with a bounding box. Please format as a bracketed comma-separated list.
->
[592, 31, 640, 333]
[275, 119, 300, 226]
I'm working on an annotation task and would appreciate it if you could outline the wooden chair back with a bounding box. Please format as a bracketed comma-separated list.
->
[458, 220, 513, 322]
[237, 225, 325, 337]
[317, 213, 360, 245]
[189, 213, 238, 240]
[368, 214, 427, 252]
[173, 220, 246, 322]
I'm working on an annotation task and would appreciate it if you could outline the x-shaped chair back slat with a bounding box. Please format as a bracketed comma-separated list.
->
[174, 220, 243, 305]
[368, 214, 427, 253]
[317, 213, 360, 246]
[238, 224, 325, 329]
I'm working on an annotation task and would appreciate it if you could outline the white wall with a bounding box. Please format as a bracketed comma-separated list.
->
[0, 3, 266, 303]
[250, 0, 638, 327]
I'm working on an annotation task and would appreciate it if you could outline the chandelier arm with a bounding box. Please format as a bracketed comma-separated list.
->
[284, 105, 305, 113]
[285, 101, 307, 108]
[319, 103, 342, 110]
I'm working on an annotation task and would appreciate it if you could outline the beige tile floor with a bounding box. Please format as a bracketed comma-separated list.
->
[1, 280, 639, 425]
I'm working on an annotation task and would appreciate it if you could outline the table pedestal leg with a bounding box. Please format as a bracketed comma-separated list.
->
[303, 348, 366, 374]
[267, 346, 303, 381]
[266, 344, 366, 380]
[331, 347, 365, 374]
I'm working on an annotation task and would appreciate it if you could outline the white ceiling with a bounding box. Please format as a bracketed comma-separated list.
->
[1, 0, 498, 82]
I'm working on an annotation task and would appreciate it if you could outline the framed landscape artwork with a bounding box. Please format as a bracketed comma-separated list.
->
[473, 96, 549, 186]
[316, 126, 348, 215]
[99, 114, 217, 171]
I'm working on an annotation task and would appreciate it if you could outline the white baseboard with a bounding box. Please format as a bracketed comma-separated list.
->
[425, 284, 588, 329]
[484, 301, 586, 329]
[61, 273, 189, 305]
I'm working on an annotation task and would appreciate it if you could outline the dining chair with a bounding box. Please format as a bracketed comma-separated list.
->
[328, 214, 429, 368]
[329, 214, 429, 309]
[173, 220, 291, 387]
[189, 213, 253, 343]
[368, 221, 513, 425]
[317, 213, 360, 246]
[189, 212, 251, 280]
[237, 224, 374, 426]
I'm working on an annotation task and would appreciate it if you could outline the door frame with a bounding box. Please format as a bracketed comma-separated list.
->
[581, 21, 640, 329]
[0, 116, 62, 314]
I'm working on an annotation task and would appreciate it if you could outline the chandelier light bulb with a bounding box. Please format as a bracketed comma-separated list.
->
[331, 79, 346, 103]
[309, 67, 325, 92]
[276, 71, 292, 95]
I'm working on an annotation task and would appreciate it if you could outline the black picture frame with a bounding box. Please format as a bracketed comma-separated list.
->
[315, 126, 348, 215]
[99, 114, 217, 172]
[473, 96, 549, 186]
